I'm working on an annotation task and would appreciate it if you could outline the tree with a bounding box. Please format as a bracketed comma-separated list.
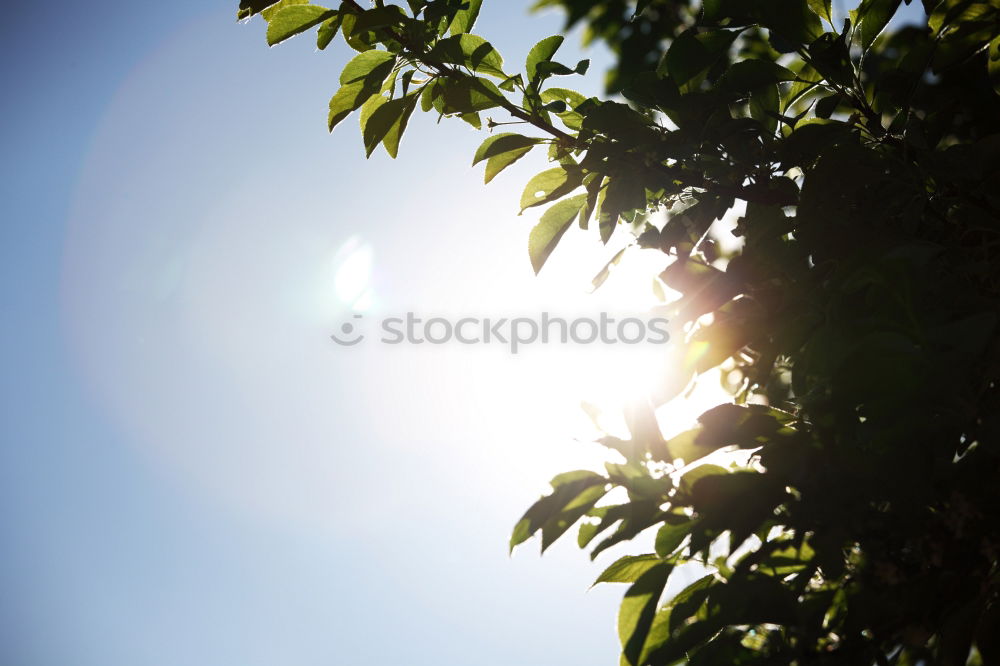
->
[238, 1, 1000, 663]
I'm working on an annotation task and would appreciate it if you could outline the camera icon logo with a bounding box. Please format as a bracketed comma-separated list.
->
[330, 314, 364, 346]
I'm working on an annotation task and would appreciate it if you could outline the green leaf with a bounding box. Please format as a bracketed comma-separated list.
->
[419, 79, 440, 112]
[657, 254, 740, 323]
[598, 211, 616, 244]
[362, 93, 418, 158]
[655, 521, 695, 557]
[542, 486, 609, 551]
[689, 472, 786, 547]
[340, 50, 396, 85]
[719, 59, 797, 95]
[462, 37, 505, 78]
[643, 616, 723, 665]
[260, 0, 306, 20]
[458, 111, 482, 129]
[856, 0, 902, 50]
[498, 73, 523, 91]
[382, 96, 418, 157]
[316, 12, 342, 49]
[338, 11, 373, 52]
[806, 31, 854, 87]
[429, 34, 506, 78]
[539, 87, 586, 108]
[672, 404, 792, 465]
[598, 175, 647, 240]
[400, 69, 416, 97]
[526, 35, 564, 81]
[754, 0, 824, 46]
[808, 0, 833, 23]
[519, 166, 584, 212]
[265, 4, 335, 45]
[350, 5, 408, 34]
[928, 0, 997, 37]
[579, 175, 605, 230]
[327, 50, 395, 131]
[440, 77, 505, 114]
[448, 0, 483, 35]
[328, 80, 381, 131]
[590, 500, 664, 559]
[472, 133, 539, 165]
[534, 59, 580, 77]
[358, 92, 388, 153]
[528, 194, 587, 273]
[687, 313, 756, 374]
[749, 83, 780, 133]
[606, 462, 672, 501]
[618, 563, 672, 666]
[510, 470, 609, 552]
[665, 574, 716, 633]
[580, 100, 653, 138]
[484, 147, 533, 183]
[540, 87, 587, 129]
[663, 428, 701, 464]
[594, 554, 663, 586]
[679, 464, 730, 494]
[785, 62, 824, 109]
[238, 0, 284, 20]
[663, 29, 740, 88]
[578, 503, 635, 547]
[815, 92, 844, 118]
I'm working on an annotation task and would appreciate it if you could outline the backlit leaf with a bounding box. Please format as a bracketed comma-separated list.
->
[519, 166, 584, 211]
[618, 563, 672, 665]
[429, 34, 506, 78]
[594, 554, 663, 586]
[472, 133, 539, 165]
[265, 4, 335, 45]
[528, 194, 587, 273]
[526, 35, 564, 81]
[448, 0, 482, 34]
[340, 50, 396, 85]
[856, 0, 902, 50]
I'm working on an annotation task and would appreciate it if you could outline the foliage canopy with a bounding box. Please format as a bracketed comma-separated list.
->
[240, 0, 1000, 663]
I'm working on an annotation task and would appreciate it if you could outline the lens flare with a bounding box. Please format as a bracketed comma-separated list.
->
[332, 235, 375, 311]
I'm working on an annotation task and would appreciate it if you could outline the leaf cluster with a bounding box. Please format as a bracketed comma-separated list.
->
[240, 1, 1000, 663]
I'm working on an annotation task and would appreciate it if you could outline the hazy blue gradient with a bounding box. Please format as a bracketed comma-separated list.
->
[0, 2, 636, 665]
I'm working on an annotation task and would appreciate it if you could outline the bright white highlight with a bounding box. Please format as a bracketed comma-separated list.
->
[332, 235, 375, 311]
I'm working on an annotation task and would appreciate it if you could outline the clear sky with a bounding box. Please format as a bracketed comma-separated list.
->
[0, 2, 743, 664]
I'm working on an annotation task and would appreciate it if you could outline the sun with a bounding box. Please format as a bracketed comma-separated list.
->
[325, 219, 738, 484]
[442, 237, 735, 474]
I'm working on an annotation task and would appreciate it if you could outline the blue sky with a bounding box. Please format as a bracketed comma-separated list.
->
[0, 2, 661, 664]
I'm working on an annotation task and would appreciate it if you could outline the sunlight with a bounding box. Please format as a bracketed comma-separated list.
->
[445, 233, 735, 471]
[56, 0, 744, 552]
[519, 241, 735, 444]
[332, 235, 375, 312]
